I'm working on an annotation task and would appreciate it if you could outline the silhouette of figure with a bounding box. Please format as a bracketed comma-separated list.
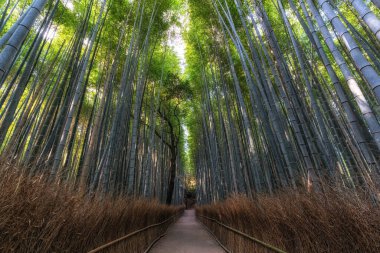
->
[185, 192, 195, 209]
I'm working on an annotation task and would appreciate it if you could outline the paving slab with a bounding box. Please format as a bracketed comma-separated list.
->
[149, 209, 225, 253]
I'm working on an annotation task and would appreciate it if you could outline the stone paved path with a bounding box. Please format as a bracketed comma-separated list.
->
[149, 209, 225, 253]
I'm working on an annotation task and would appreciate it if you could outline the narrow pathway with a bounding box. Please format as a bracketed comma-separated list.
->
[149, 209, 225, 253]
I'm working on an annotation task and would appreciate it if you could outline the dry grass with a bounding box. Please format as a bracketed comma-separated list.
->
[197, 189, 380, 253]
[0, 167, 182, 253]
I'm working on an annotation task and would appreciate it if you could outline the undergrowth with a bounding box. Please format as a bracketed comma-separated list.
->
[197, 189, 380, 253]
[0, 166, 182, 253]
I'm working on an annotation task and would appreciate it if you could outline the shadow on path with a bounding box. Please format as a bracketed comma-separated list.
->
[149, 209, 225, 253]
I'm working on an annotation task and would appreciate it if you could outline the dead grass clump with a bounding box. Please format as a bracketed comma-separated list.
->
[0, 168, 182, 253]
[197, 190, 380, 252]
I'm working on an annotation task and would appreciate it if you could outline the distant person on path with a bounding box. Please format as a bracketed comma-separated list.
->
[185, 192, 195, 209]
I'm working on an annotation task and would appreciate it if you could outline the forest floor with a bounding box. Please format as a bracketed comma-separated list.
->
[0, 167, 181, 253]
[197, 191, 380, 252]
[149, 209, 225, 253]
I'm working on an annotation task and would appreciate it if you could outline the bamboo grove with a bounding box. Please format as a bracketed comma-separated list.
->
[0, 0, 189, 205]
[1, 0, 380, 207]
[186, 0, 380, 204]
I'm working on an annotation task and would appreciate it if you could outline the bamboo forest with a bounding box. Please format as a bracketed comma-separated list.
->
[0, 0, 380, 252]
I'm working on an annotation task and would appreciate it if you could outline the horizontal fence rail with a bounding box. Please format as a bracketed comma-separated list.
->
[198, 215, 287, 253]
[88, 212, 182, 253]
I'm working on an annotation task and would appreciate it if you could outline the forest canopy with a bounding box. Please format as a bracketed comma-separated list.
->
[0, 0, 380, 205]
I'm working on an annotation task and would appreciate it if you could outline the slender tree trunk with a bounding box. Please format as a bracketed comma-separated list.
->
[346, 0, 380, 41]
[0, 0, 48, 82]
[317, 0, 380, 105]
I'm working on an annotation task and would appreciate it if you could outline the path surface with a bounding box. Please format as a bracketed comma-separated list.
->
[149, 209, 225, 253]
